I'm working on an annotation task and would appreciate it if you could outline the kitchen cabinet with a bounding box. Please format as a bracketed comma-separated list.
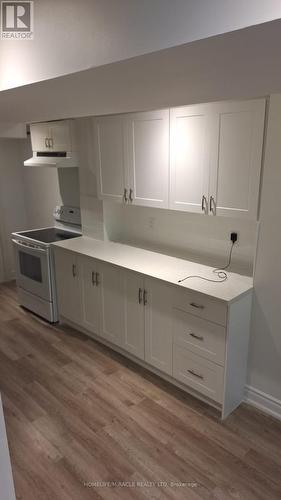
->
[208, 99, 265, 219]
[94, 109, 170, 208]
[30, 119, 77, 152]
[94, 115, 127, 203]
[170, 98, 265, 218]
[169, 104, 214, 214]
[144, 277, 173, 375]
[99, 262, 125, 346]
[94, 99, 265, 219]
[123, 271, 145, 359]
[53, 239, 253, 418]
[126, 110, 169, 208]
[80, 256, 101, 336]
[54, 250, 82, 324]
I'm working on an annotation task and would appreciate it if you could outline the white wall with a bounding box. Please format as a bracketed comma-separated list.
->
[248, 94, 281, 401]
[2, 19, 281, 125]
[103, 203, 257, 276]
[0, 139, 27, 280]
[1, 0, 281, 90]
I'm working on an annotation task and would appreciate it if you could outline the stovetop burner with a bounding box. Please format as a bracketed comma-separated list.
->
[16, 227, 81, 244]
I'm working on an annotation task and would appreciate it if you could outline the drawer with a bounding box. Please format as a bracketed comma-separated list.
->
[173, 287, 227, 326]
[173, 309, 226, 366]
[173, 345, 224, 403]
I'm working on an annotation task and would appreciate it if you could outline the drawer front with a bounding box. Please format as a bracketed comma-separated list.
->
[173, 345, 224, 403]
[173, 288, 227, 326]
[173, 309, 226, 366]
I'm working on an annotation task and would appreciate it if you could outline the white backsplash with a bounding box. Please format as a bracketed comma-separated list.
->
[103, 202, 258, 276]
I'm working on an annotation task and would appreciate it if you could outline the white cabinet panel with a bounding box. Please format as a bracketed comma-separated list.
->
[123, 271, 145, 359]
[54, 250, 82, 324]
[209, 99, 265, 219]
[144, 277, 173, 375]
[80, 256, 101, 336]
[170, 105, 212, 214]
[94, 115, 127, 202]
[30, 120, 76, 152]
[100, 262, 125, 346]
[127, 110, 169, 208]
[49, 120, 73, 151]
[173, 344, 224, 403]
[30, 122, 50, 152]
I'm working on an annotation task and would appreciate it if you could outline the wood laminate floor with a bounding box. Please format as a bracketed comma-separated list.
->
[0, 281, 281, 500]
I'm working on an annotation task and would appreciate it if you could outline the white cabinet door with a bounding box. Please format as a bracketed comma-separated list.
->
[49, 120, 73, 151]
[209, 99, 265, 219]
[123, 271, 145, 359]
[127, 110, 169, 208]
[80, 256, 101, 336]
[54, 250, 82, 324]
[144, 278, 173, 375]
[94, 115, 128, 203]
[30, 122, 50, 151]
[170, 105, 213, 214]
[99, 262, 125, 346]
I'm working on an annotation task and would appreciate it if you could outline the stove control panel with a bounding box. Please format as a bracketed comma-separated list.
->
[54, 205, 81, 226]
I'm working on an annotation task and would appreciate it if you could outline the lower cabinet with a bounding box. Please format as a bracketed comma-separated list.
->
[123, 271, 145, 359]
[54, 247, 252, 418]
[144, 278, 173, 375]
[54, 249, 82, 324]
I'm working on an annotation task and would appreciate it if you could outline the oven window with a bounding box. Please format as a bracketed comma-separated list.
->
[19, 251, 43, 283]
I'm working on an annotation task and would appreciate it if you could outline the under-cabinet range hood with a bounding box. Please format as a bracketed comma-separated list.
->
[24, 151, 79, 168]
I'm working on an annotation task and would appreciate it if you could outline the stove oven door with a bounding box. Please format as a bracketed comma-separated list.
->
[12, 239, 52, 302]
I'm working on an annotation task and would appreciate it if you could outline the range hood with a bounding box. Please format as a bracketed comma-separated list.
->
[24, 151, 79, 168]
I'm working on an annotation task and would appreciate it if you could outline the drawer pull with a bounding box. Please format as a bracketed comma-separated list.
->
[187, 369, 204, 380]
[138, 287, 143, 304]
[190, 302, 205, 309]
[190, 332, 204, 341]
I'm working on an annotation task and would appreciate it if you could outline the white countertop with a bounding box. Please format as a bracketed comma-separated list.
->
[0, 396, 16, 500]
[52, 236, 253, 303]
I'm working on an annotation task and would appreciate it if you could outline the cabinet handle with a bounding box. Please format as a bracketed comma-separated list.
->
[96, 272, 100, 286]
[72, 264, 77, 277]
[92, 271, 96, 286]
[190, 302, 205, 310]
[129, 188, 133, 203]
[210, 196, 216, 215]
[201, 195, 208, 214]
[143, 289, 148, 306]
[138, 287, 143, 304]
[190, 332, 204, 341]
[187, 369, 204, 380]
[123, 188, 128, 203]
[49, 137, 53, 148]
[45, 138, 49, 148]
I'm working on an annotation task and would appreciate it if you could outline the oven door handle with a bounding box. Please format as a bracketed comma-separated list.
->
[12, 239, 47, 254]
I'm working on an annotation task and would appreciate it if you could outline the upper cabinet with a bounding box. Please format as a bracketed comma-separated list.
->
[170, 104, 214, 214]
[94, 115, 127, 203]
[209, 99, 265, 219]
[93, 109, 170, 208]
[127, 110, 169, 208]
[30, 119, 77, 152]
[93, 99, 266, 220]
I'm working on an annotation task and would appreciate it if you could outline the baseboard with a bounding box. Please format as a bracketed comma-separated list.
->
[244, 385, 281, 421]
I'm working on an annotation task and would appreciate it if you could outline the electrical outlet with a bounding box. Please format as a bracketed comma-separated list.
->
[230, 232, 238, 243]
[148, 217, 155, 230]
